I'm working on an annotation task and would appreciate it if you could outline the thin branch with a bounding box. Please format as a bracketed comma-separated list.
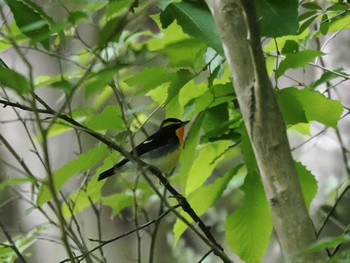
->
[0, 220, 27, 263]
[316, 185, 350, 238]
[61, 206, 178, 263]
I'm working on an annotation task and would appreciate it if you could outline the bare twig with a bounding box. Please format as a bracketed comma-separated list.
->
[0, 220, 27, 263]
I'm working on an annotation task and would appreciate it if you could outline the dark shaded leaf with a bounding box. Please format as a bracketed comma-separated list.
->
[255, 0, 299, 37]
[0, 67, 30, 94]
[5, 0, 53, 50]
[160, 1, 223, 55]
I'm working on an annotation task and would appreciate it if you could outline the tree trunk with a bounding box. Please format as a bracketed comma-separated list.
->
[205, 0, 324, 262]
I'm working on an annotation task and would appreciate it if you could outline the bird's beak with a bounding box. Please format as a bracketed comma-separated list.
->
[181, 120, 190, 126]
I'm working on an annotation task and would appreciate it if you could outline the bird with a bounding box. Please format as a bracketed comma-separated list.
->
[98, 118, 189, 181]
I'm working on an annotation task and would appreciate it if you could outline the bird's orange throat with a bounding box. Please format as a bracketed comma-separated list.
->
[176, 126, 185, 145]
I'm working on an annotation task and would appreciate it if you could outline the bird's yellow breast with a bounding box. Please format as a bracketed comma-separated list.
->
[143, 147, 182, 175]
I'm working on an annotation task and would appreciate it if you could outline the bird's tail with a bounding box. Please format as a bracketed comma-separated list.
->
[97, 159, 129, 181]
[97, 166, 115, 181]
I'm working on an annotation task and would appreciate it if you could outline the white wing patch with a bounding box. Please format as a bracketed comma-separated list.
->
[143, 139, 154, 144]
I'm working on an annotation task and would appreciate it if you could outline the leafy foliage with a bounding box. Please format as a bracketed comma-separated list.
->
[0, 0, 349, 262]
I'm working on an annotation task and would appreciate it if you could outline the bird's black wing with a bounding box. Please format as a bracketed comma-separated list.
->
[131, 129, 169, 156]
[98, 130, 169, 181]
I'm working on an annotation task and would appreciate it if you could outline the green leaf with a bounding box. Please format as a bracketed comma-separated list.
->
[263, 29, 309, 53]
[298, 14, 318, 34]
[276, 89, 308, 125]
[305, 235, 350, 253]
[277, 87, 343, 128]
[309, 68, 346, 89]
[295, 162, 317, 210]
[85, 105, 124, 131]
[185, 140, 230, 196]
[298, 11, 318, 22]
[51, 79, 73, 92]
[327, 13, 350, 32]
[102, 193, 133, 217]
[289, 123, 310, 135]
[5, 0, 53, 50]
[160, 1, 223, 55]
[61, 151, 120, 218]
[225, 127, 272, 262]
[97, 16, 123, 47]
[0, 67, 30, 94]
[174, 165, 239, 246]
[178, 80, 208, 109]
[301, 3, 322, 10]
[0, 177, 35, 191]
[161, 38, 206, 68]
[37, 145, 109, 206]
[254, 0, 299, 37]
[203, 103, 228, 132]
[166, 69, 194, 104]
[178, 114, 204, 191]
[275, 50, 324, 79]
[320, 14, 330, 35]
[226, 173, 272, 263]
[68, 11, 89, 25]
[281, 40, 299, 55]
[239, 126, 258, 175]
[106, 0, 131, 17]
[0, 226, 44, 263]
[62, 177, 103, 218]
[148, 14, 190, 51]
[84, 67, 116, 98]
[326, 3, 349, 12]
[124, 67, 176, 94]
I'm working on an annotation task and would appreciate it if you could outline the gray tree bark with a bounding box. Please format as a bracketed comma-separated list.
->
[205, 0, 325, 262]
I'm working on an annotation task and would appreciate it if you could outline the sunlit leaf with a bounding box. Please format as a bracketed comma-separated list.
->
[0, 177, 35, 190]
[225, 128, 272, 262]
[161, 38, 206, 68]
[84, 67, 117, 98]
[61, 151, 120, 218]
[276, 87, 343, 128]
[289, 123, 310, 135]
[185, 140, 230, 196]
[178, 115, 203, 190]
[102, 193, 133, 217]
[106, 0, 131, 17]
[148, 15, 190, 51]
[85, 105, 124, 131]
[263, 29, 309, 53]
[295, 162, 317, 210]
[37, 145, 109, 206]
[327, 13, 350, 32]
[226, 173, 272, 263]
[309, 68, 346, 89]
[174, 165, 240, 246]
[275, 50, 324, 78]
[124, 67, 176, 94]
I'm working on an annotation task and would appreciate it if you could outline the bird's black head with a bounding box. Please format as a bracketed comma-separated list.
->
[160, 118, 189, 130]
